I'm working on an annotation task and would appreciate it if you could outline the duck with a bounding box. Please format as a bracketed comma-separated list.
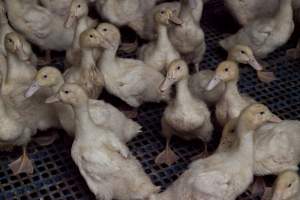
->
[220, 0, 294, 59]
[63, 29, 105, 99]
[218, 118, 300, 176]
[53, 83, 159, 200]
[144, 0, 203, 40]
[4, 0, 75, 64]
[138, 7, 181, 73]
[271, 170, 300, 200]
[64, 0, 100, 68]
[206, 60, 256, 127]
[169, 0, 206, 72]
[156, 59, 213, 166]
[0, 72, 34, 175]
[2, 32, 37, 96]
[225, 0, 280, 25]
[150, 104, 282, 200]
[95, 0, 158, 39]
[86, 24, 170, 107]
[25, 66, 142, 142]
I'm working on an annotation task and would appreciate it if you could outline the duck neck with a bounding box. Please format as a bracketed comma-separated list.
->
[73, 101, 94, 138]
[235, 120, 255, 167]
[4, 0, 21, 17]
[155, 24, 171, 48]
[0, 92, 7, 116]
[6, 52, 28, 83]
[224, 79, 243, 101]
[175, 76, 192, 105]
[275, 0, 293, 21]
[100, 45, 118, 70]
[73, 16, 89, 49]
[80, 47, 96, 70]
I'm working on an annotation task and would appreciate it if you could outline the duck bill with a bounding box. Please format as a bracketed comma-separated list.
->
[248, 56, 263, 71]
[65, 13, 76, 28]
[169, 15, 183, 25]
[206, 75, 221, 91]
[269, 115, 282, 123]
[160, 78, 175, 93]
[25, 81, 40, 98]
[45, 94, 60, 104]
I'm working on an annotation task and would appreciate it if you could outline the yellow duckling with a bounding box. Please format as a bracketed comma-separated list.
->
[206, 61, 256, 127]
[138, 7, 181, 73]
[156, 59, 213, 166]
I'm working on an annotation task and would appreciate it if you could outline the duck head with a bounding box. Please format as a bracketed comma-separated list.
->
[228, 45, 263, 71]
[65, 0, 89, 28]
[206, 61, 239, 91]
[160, 59, 189, 92]
[45, 83, 88, 106]
[240, 104, 282, 131]
[155, 7, 182, 26]
[96, 23, 121, 49]
[25, 67, 63, 98]
[272, 171, 300, 200]
[5, 32, 32, 62]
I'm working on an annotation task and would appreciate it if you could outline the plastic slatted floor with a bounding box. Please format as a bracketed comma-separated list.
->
[1, 0, 300, 199]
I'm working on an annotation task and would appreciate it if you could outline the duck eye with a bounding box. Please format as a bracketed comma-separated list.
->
[64, 90, 69, 94]
[43, 75, 48, 78]
[288, 183, 292, 188]
[224, 68, 229, 72]
[260, 112, 265, 115]
[8, 39, 12, 43]
[77, 5, 81, 8]
[161, 11, 165, 14]
[103, 28, 107, 32]
[89, 34, 93, 38]
[241, 50, 245, 54]
[177, 66, 181, 70]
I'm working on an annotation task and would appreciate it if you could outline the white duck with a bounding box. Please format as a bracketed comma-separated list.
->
[0, 72, 34, 175]
[150, 104, 281, 200]
[156, 59, 213, 166]
[220, 0, 294, 58]
[138, 7, 181, 73]
[206, 61, 256, 127]
[26, 66, 141, 142]
[65, 0, 100, 68]
[87, 24, 170, 107]
[169, 0, 206, 72]
[4, 0, 75, 63]
[271, 171, 300, 200]
[53, 83, 159, 200]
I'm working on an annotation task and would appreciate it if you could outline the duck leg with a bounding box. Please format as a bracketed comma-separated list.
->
[190, 143, 211, 161]
[155, 137, 178, 166]
[8, 146, 33, 175]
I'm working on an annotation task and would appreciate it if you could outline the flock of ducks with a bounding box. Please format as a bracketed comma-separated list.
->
[0, 0, 299, 200]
